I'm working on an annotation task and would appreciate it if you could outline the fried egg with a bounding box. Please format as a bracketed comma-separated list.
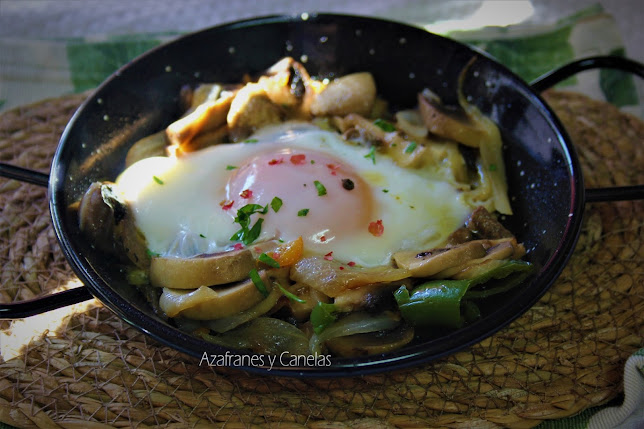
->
[115, 122, 472, 267]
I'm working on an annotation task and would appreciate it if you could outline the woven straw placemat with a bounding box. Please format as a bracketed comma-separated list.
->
[0, 90, 642, 429]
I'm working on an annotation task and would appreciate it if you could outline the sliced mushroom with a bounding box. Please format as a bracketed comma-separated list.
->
[205, 285, 282, 332]
[189, 83, 223, 109]
[173, 123, 229, 154]
[334, 113, 389, 140]
[333, 280, 409, 312]
[227, 82, 283, 141]
[337, 113, 427, 168]
[166, 88, 235, 147]
[78, 182, 150, 269]
[125, 130, 168, 168]
[78, 182, 117, 253]
[149, 248, 256, 289]
[434, 238, 519, 278]
[290, 257, 410, 297]
[466, 206, 513, 239]
[417, 89, 488, 148]
[309, 72, 376, 117]
[108, 187, 151, 270]
[335, 113, 469, 177]
[257, 57, 309, 110]
[159, 271, 270, 319]
[445, 206, 513, 246]
[445, 226, 474, 246]
[393, 240, 487, 278]
[286, 284, 331, 322]
[395, 109, 428, 139]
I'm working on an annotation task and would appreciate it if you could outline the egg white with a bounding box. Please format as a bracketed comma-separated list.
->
[115, 122, 472, 267]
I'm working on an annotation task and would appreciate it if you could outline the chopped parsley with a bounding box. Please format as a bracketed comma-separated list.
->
[152, 176, 164, 185]
[259, 252, 280, 268]
[230, 203, 268, 245]
[235, 203, 269, 219]
[298, 208, 310, 217]
[244, 138, 258, 143]
[249, 268, 269, 297]
[489, 163, 498, 172]
[245, 218, 264, 244]
[276, 282, 307, 303]
[404, 141, 417, 154]
[226, 165, 238, 170]
[199, 233, 206, 238]
[314, 180, 327, 196]
[383, 189, 389, 193]
[364, 146, 377, 164]
[146, 249, 161, 258]
[374, 118, 396, 132]
[271, 196, 283, 212]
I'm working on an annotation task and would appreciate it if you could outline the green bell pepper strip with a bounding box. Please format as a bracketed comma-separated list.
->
[464, 266, 533, 299]
[394, 259, 533, 328]
[394, 280, 470, 328]
[460, 259, 532, 286]
[461, 300, 481, 323]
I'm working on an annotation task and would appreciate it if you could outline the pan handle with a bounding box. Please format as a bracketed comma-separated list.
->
[530, 55, 644, 203]
[0, 287, 94, 319]
[0, 162, 50, 187]
[0, 162, 95, 319]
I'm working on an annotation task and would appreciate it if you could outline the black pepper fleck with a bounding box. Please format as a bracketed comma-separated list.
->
[341, 178, 355, 190]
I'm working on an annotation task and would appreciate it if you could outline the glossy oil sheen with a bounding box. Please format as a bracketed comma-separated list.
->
[50, 14, 584, 376]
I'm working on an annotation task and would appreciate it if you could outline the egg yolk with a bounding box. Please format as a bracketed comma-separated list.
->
[225, 148, 375, 250]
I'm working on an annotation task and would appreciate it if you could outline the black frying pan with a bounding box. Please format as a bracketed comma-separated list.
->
[1, 14, 643, 377]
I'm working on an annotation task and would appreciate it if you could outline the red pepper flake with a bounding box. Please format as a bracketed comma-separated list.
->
[290, 154, 306, 165]
[220, 200, 234, 211]
[368, 220, 384, 237]
[339, 266, 345, 270]
[320, 235, 327, 242]
[326, 163, 339, 176]
[324, 251, 334, 261]
[347, 261, 356, 267]
[268, 158, 284, 165]
[233, 243, 244, 250]
[239, 189, 253, 199]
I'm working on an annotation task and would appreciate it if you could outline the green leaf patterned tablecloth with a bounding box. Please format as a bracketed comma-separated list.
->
[0, 4, 641, 116]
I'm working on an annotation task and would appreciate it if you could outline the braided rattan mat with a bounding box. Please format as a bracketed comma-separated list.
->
[0, 90, 642, 428]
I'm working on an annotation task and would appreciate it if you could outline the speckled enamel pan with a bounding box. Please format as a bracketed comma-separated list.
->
[1, 14, 642, 377]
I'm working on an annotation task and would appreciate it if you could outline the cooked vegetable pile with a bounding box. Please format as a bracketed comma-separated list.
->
[75, 57, 532, 359]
